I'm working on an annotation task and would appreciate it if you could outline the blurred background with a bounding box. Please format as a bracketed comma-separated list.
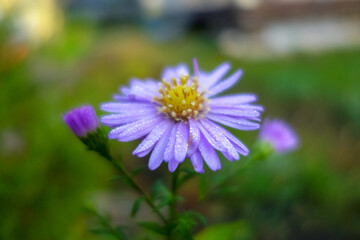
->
[1, 0, 360, 239]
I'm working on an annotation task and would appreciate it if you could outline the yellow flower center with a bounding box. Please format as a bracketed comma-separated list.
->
[153, 75, 208, 121]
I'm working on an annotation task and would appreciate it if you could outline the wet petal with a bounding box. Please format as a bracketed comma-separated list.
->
[108, 116, 162, 141]
[101, 110, 158, 127]
[209, 107, 262, 119]
[200, 62, 231, 89]
[168, 158, 180, 172]
[188, 118, 201, 155]
[164, 123, 179, 162]
[101, 102, 155, 113]
[190, 150, 204, 173]
[207, 113, 260, 131]
[200, 119, 239, 161]
[207, 120, 249, 156]
[174, 121, 189, 163]
[197, 121, 227, 152]
[162, 64, 190, 83]
[123, 78, 160, 101]
[209, 94, 257, 105]
[198, 137, 221, 171]
[208, 69, 243, 97]
[148, 125, 173, 170]
[133, 119, 174, 157]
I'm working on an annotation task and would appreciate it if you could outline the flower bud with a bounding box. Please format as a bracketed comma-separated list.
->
[64, 105, 100, 137]
[64, 105, 109, 157]
[259, 118, 299, 153]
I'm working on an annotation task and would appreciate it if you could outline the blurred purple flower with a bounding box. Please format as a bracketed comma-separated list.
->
[64, 105, 100, 137]
[101, 59, 263, 173]
[259, 118, 299, 153]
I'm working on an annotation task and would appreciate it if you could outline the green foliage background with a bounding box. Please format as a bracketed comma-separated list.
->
[1, 19, 360, 240]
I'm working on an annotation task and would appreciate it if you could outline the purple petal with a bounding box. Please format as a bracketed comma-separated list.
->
[64, 105, 99, 137]
[148, 125, 173, 170]
[78, 106, 100, 131]
[259, 118, 299, 153]
[108, 116, 163, 141]
[133, 119, 174, 157]
[208, 69, 243, 97]
[101, 110, 158, 127]
[190, 150, 204, 173]
[112, 95, 130, 101]
[100, 102, 155, 113]
[64, 111, 84, 137]
[164, 123, 179, 162]
[174, 121, 189, 163]
[200, 119, 239, 161]
[209, 107, 262, 119]
[162, 64, 189, 83]
[221, 151, 234, 162]
[207, 120, 249, 156]
[112, 95, 149, 103]
[122, 78, 160, 101]
[198, 136, 221, 171]
[207, 114, 260, 131]
[197, 121, 227, 152]
[200, 62, 231, 89]
[168, 159, 180, 172]
[193, 58, 199, 77]
[209, 94, 257, 105]
[188, 118, 201, 155]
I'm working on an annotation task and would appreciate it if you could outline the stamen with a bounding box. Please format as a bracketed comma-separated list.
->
[153, 75, 209, 121]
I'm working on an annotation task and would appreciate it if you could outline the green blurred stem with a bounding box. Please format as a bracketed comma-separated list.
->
[91, 209, 125, 240]
[102, 151, 168, 224]
[170, 168, 180, 221]
[168, 167, 180, 239]
[194, 164, 248, 208]
[195, 143, 273, 207]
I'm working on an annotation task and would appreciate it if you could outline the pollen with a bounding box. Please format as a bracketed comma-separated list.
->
[153, 75, 208, 121]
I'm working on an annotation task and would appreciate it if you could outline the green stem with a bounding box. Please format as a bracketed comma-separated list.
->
[102, 151, 168, 224]
[170, 168, 180, 221]
[168, 167, 180, 239]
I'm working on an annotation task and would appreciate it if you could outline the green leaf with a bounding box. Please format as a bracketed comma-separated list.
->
[131, 166, 146, 176]
[130, 197, 142, 217]
[137, 221, 167, 235]
[108, 174, 124, 182]
[195, 220, 252, 240]
[186, 211, 207, 226]
[151, 180, 173, 209]
[173, 212, 197, 240]
[115, 226, 128, 239]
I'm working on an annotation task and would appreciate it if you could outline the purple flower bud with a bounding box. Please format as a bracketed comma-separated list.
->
[64, 105, 100, 137]
[259, 118, 299, 153]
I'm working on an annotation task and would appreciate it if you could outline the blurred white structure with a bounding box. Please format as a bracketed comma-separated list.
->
[219, 0, 360, 58]
[219, 18, 360, 58]
[0, 0, 63, 45]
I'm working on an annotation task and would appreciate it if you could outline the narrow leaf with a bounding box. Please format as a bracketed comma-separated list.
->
[131, 166, 146, 176]
[138, 221, 167, 235]
[131, 197, 143, 217]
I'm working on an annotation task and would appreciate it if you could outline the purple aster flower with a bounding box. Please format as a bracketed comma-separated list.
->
[259, 118, 299, 153]
[101, 59, 263, 173]
[64, 105, 100, 138]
